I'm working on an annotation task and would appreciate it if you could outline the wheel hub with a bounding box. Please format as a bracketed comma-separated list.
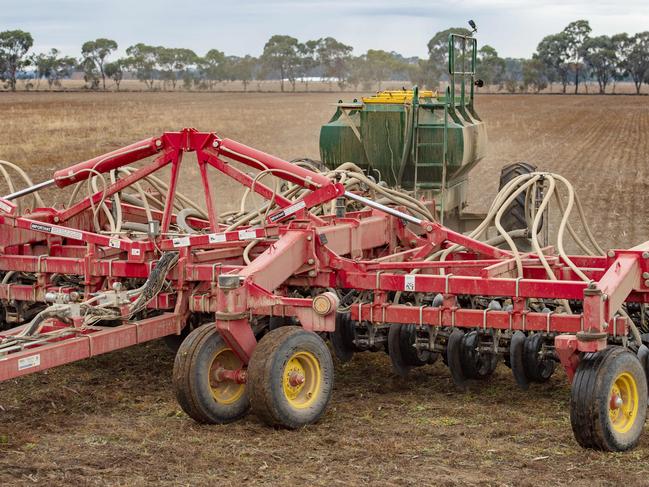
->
[608, 372, 639, 434]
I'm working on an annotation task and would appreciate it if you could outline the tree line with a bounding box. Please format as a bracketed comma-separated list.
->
[0, 20, 648, 93]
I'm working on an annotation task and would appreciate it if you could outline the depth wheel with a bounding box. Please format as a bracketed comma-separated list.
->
[570, 346, 647, 451]
[460, 331, 498, 380]
[330, 312, 355, 363]
[248, 326, 334, 429]
[523, 333, 555, 383]
[173, 324, 250, 424]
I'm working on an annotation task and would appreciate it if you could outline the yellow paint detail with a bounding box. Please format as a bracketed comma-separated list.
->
[608, 371, 639, 434]
[362, 90, 438, 104]
[209, 347, 245, 405]
[282, 351, 321, 409]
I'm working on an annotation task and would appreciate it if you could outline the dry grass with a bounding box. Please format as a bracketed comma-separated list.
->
[1, 92, 649, 486]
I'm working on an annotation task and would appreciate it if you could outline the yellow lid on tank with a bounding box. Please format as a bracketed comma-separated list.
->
[362, 90, 437, 104]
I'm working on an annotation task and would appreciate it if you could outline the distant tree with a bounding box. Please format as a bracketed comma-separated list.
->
[363, 49, 399, 90]
[197, 49, 226, 90]
[156, 47, 197, 90]
[104, 60, 125, 90]
[476, 45, 505, 87]
[298, 40, 318, 91]
[261, 35, 302, 92]
[522, 58, 548, 92]
[79, 56, 100, 89]
[81, 38, 118, 90]
[33, 49, 75, 89]
[502, 58, 524, 93]
[562, 20, 591, 93]
[611, 33, 631, 93]
[536, 33, 571, 93]
[582, 35, 617, 93]
[0, 30, 34, 91]
[224, 55, 257, 91]
[407, 59, 436, 90]
[125, 43, 159, 90]
[624, 32, 649, 94]
[427, 27, 472, 80]
[315, 37, 353, 90]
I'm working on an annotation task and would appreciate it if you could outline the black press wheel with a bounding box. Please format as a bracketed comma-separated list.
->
[172, 324, 250, 424]
[570, 346, 647, 451]
[523, 333, 555, 383]
[460, 331, 498, 380]
[248, 326, 334, 429]
[330, 312, 355, 363]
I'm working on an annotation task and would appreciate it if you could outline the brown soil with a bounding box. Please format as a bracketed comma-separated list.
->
[1, 92, 649, 486]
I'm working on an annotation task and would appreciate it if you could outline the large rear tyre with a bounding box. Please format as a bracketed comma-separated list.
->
[499, 162, 538, 232]
[570, 346, 647, 451]
[173, 324, 250, 424]
[248, 326, 334, 429]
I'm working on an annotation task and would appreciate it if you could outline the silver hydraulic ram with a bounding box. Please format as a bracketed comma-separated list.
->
[344, 190, 423, 226]
[3, 179, 56, 201]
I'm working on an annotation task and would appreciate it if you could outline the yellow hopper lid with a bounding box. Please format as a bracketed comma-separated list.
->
[362, 90, 437, 104]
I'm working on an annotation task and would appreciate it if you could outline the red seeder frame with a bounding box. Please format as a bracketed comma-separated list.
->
[0, 128, 646, 383]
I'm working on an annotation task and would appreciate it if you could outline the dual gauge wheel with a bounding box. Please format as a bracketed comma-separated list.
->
[173, 324, 333, 428]
[173, 323, 648, 451]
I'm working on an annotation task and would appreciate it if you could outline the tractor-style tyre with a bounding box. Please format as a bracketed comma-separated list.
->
[248, 326, 334, 429]
[498, 162, 538, 232]
[570, 346, 647, 451]
[173, 324, 250, 424]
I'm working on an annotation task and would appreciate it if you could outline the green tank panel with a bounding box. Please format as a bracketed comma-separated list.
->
[319, 34, 487, 215]
[319, 92, 487, 195]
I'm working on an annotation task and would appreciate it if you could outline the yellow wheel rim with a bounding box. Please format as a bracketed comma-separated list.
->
[282, 351, 321, 409]
[209, 348, 245, 405]
[608, 371, 639, 434]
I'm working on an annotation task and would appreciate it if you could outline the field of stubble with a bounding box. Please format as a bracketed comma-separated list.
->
[1, 92, 649, 486]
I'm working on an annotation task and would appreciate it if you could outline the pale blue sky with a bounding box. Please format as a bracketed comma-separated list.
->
[1, 0, 648, 59]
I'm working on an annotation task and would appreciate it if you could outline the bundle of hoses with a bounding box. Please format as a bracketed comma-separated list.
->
[0, 252, 179, 347]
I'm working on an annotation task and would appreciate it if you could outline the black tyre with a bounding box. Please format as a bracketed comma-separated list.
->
[570, 346, 647, 451]
[447, 329, 467, 389]
[248, 326, 334, 429]
[330, 312, 355, 363]
[164, 313, 205, 352]
[523, 333, 555, 383]
[173, 324, 250, 424]
[498, 162, 538, 232]
[460, 331, 498, 380]
[388, 324, 412, 377]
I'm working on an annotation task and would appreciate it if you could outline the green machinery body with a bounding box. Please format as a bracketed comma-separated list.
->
[319, 34, 487, 219]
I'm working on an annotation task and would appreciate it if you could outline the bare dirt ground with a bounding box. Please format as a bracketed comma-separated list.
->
[1, 92, 649, 486]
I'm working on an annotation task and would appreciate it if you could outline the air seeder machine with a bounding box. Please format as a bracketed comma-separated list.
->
[1, 33, 648, 452]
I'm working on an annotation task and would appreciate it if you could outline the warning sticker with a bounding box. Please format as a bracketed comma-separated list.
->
[172, 236, 191, 248]
[30, 222, 82, 241]
[208, 233, 226, 244]
[404, 275, 416, 292]
[109, 239, 121, 249]
[238, 229, 257, 240]
[18, 354, 40, 371]
[0, 200, 13, 213]
[268, 200, 306, 223]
